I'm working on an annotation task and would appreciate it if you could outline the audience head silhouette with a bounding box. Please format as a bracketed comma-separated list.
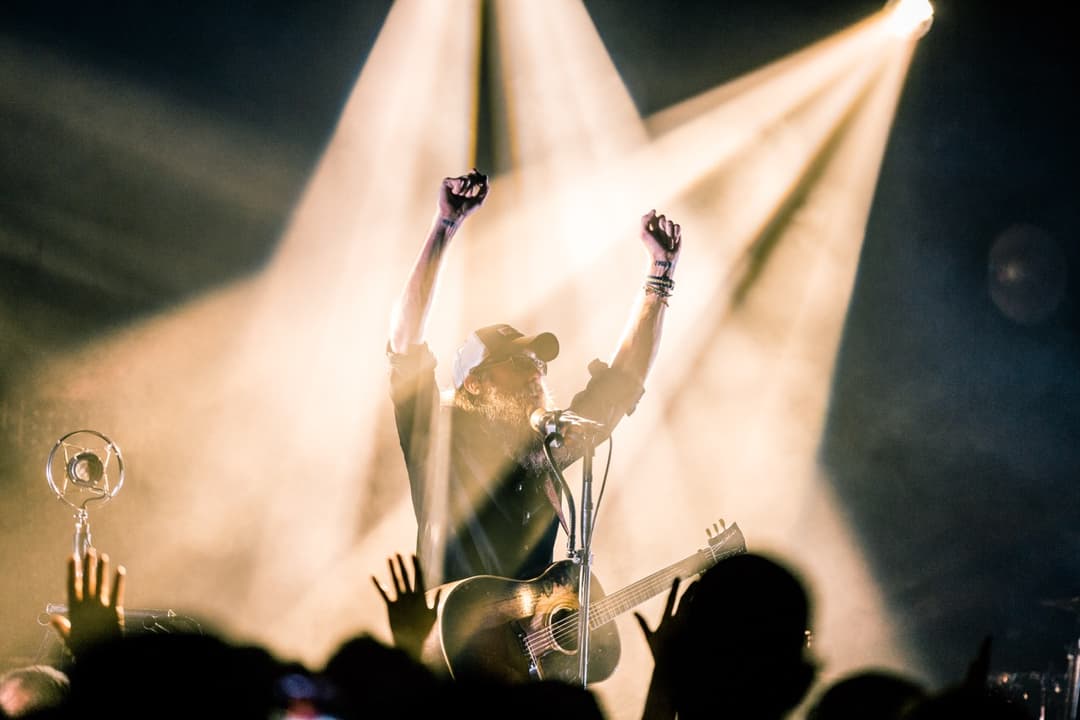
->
[63, 631, 286, 719]
[806, 668, 927, 720]
[321, 633, 446, 718]
[672, 552, 816, 720]
[0, 664, 70, 718]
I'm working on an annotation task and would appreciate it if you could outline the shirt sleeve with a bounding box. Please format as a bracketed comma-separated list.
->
[568, 358, 646, 434]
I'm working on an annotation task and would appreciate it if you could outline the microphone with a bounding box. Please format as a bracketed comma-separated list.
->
[529, 408, 606, 445]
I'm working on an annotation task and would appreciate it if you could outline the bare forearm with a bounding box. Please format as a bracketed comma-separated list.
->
[612, 210, 680, 385]
[390, 170, 489, 352]
[610, 289, 667, 385]
[389, 218, 458, 352]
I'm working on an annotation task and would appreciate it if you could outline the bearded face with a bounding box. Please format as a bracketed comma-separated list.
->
[472, 378, 549, 430]
[455, 362, 554, 470]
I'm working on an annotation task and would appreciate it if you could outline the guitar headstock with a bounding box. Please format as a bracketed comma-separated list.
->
[704, 519, 747, 561]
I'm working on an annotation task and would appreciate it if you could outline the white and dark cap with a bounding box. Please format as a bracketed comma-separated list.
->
[452, 323, 559, 388]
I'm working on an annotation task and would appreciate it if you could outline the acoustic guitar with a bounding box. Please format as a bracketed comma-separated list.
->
[424, 521, 746, 684]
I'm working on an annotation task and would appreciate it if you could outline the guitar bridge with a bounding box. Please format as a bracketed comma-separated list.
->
[512, 620, 544, 681]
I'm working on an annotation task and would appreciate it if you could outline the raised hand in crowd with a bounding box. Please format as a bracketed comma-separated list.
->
[372, 553, 441, 661]
[48, 547, 125, 660]
[961, 634, 993, 691]
[634, 577, 684, 720]
[635, 553, 816, 720]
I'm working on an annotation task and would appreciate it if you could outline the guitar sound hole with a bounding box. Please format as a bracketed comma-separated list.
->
[549, 608, 579, 654]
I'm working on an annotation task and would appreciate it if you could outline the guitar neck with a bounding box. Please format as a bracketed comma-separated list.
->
[587, 527, 744, 629]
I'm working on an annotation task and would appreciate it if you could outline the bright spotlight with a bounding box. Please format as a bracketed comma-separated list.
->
[885, 0, 934, 38]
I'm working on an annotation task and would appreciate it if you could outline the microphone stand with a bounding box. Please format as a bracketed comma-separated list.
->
[538, 413, 600, 688]
[73, 507, 92, 559]
[576, 435, 596, 688]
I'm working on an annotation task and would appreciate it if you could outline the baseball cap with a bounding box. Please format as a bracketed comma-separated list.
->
[452, 323, 559, 388]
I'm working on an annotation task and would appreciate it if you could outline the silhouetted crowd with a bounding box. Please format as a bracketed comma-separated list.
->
[0, 547, 1036, 719]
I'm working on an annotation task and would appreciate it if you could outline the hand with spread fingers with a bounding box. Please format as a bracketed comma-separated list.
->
[372, 553, 441, 661]
[49, 547, 126, 660]
[635, 577, 687, 720]
[438, 168, 489, 227]
[635, 577, 686, 674]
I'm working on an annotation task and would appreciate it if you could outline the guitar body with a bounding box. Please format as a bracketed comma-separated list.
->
[436, 560, 621, 684]
[424, 521, 745, 686]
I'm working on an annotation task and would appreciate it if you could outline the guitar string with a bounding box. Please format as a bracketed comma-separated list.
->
[524, 559, 699, 654]
[523, 537, 741, 655]
[524, 535, 744, 654]
[524, 564, 690, 655]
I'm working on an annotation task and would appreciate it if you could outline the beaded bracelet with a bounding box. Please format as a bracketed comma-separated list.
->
[644, 284, 671, 305]
[644, 273, 674, 300]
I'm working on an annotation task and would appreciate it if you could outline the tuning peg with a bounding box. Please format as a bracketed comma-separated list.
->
[705, 518, 728, 538]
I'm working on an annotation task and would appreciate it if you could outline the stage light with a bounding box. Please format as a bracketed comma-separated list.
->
[487, 0, 645, 172]
[885, 0, 934, 38]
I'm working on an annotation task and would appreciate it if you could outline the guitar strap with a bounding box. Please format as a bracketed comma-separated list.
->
[542, 471, 570, 536]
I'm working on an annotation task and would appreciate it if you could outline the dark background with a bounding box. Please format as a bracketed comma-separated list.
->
[2, 0, 1078, 687]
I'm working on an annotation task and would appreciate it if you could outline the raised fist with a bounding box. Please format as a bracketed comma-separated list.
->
[439, 169, 489, 224]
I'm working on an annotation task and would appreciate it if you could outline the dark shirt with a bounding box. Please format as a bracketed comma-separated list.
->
[388, 343, 644, 585]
